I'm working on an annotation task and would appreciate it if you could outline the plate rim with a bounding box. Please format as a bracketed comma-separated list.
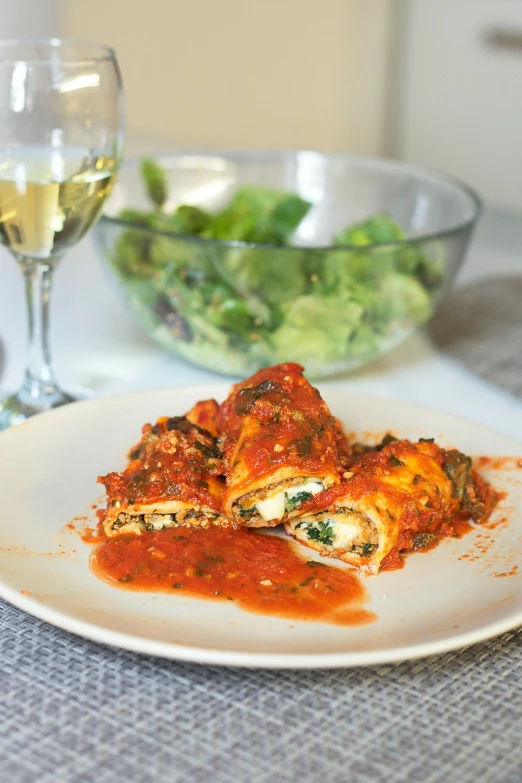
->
[1, 384, 521, 669]
[2, 580, 522, 669]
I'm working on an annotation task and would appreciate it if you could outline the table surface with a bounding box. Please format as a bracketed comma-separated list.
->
[1, 192, 522, 782]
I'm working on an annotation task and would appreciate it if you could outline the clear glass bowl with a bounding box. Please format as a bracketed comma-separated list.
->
[94, 151, 481, 378]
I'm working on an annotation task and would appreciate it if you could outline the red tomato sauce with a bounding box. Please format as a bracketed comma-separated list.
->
[217, 363, 340, 479]
[91, 526, 376, 626]
[98, 416, 224, 512]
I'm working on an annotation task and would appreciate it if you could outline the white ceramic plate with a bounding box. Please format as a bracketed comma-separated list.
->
[1, 386, 521, 669]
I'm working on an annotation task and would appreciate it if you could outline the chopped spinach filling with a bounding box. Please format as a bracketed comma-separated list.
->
[285, 490, 314, 512]
[351, 542, 377, 557]
[306, 521, 335, 547]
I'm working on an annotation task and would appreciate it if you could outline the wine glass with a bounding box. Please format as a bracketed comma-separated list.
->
[0, 38, 124, 430]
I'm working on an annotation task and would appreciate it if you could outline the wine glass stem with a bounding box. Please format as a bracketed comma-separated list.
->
[19, 260, 59, 399]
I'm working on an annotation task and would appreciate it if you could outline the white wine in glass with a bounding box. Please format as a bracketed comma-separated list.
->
[0, 39, 124, 430]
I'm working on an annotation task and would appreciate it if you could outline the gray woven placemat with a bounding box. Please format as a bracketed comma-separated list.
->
[1, 599, 521, 783]
[430, 276, 522, 398]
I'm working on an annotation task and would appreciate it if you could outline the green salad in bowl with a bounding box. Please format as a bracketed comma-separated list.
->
[95, 152, 480, 377]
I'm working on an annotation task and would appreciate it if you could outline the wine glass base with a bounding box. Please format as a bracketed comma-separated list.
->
[0, 388, 87, 431]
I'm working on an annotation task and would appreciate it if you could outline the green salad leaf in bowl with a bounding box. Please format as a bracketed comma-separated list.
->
[95, 153, 481, 377]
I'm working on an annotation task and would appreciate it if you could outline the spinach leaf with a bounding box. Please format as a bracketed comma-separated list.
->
[285, 491, 313, 511]
[443, 450, 472, 501]
[234, 380, 287, 415]
[306, 521, 335, 546]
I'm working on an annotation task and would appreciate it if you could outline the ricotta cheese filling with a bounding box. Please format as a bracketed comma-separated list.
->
[250, 480, 325, 522]
[289, 508, 378, 556]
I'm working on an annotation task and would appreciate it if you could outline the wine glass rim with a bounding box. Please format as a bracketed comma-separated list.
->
[0, 37, 116, 66]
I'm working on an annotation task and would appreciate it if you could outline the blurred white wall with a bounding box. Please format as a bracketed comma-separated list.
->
[62, 0, 393, 154]
[1, 0, 518, 212]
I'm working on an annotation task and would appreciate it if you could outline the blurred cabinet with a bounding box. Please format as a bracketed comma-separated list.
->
[0, 0, 60, 39]
[396, 0, 522, 212]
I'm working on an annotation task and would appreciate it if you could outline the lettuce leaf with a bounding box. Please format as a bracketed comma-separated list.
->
[202, 186, 311, 244]
[271, 295, 364, 362]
